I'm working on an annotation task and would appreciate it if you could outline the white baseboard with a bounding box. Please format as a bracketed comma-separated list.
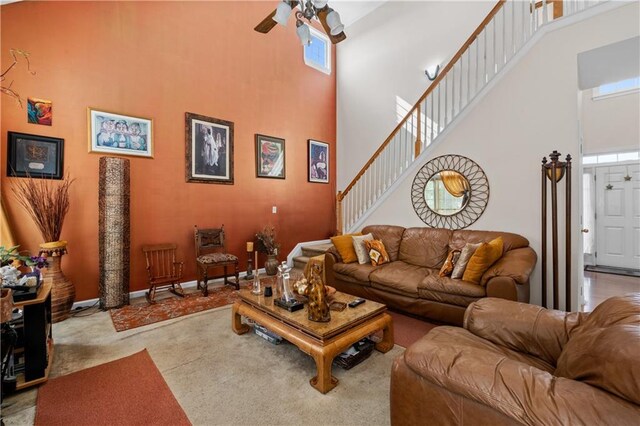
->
[71, 268, 266, 310]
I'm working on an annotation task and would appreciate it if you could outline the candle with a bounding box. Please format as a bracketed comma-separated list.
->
[246, 242, 254, 252]
[254, 251, 259, 275]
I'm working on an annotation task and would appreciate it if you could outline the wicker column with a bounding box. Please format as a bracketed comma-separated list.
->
[99, 157, 130, 309]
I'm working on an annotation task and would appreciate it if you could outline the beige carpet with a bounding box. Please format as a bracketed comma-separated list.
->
[3, 297, 405, 425]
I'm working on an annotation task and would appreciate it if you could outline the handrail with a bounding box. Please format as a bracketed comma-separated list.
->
[338, 0, 507, 201]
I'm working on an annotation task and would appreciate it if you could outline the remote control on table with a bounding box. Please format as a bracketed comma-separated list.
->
[348, 298, 366, 308]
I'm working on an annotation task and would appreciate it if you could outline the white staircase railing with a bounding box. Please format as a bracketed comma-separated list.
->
[336, 0, 605, 234]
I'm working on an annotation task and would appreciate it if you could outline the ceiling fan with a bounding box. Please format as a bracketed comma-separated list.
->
[254, 0, 347, 45]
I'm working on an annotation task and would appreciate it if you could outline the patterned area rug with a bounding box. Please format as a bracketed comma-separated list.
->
[110, 285, 246, 332]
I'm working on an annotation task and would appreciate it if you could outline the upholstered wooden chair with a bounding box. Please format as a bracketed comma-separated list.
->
[142, 243, 185, 304]
[194, 226, 239, 296]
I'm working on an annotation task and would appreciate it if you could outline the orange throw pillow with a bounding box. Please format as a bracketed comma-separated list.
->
[462, 237, 504, 284]
[439, 250, 461, 277]
[330, 233, 362, 264]
[364, 240, 389, 266]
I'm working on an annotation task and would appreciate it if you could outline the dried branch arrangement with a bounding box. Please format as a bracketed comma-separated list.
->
[1, 48, 36, 108]
[12, 175, 74, 243]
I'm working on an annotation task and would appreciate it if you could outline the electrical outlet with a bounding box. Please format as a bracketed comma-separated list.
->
[272, 206, 277, 214]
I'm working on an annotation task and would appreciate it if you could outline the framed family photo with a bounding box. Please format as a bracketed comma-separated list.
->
[185, 112, 234, 184]
[88, 108, 153, 158]
[255, 134, 285, 179]
[6, 131, 64, 179]
[308, 139, 329, 184]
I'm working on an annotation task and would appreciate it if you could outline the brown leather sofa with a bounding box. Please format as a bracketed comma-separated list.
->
[325, 225, 536, 325]
[391, 294, 640, 425]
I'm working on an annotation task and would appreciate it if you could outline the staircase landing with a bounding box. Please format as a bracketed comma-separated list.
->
[292, 242, 333, 270]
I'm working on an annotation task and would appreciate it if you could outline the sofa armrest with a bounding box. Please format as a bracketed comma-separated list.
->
[404, 332, 639, 425]
[481, 247, 537, 286]
[324, 249, 339, 288]
[463, 298, 586, 365]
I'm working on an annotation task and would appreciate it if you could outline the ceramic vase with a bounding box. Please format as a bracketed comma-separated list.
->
[264, 254, 278, 276]
[40, 241, 75, 323]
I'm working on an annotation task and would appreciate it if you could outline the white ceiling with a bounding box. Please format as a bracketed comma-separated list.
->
[331, 1, 388, 26]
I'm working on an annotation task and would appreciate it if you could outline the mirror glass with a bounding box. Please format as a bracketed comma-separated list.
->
[424, 171, 470, 216]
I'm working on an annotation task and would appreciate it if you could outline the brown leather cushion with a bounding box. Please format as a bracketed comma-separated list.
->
[555, 294, 640, 405]
[449, 230, 529, 252]
[417, 289, 480, 308]
[333, 262, 378, 283]
[362, 225, 405, 262]
[419, 275, 486, 298]
[398, 228, 452, 269]
[369, 261, 430, 297]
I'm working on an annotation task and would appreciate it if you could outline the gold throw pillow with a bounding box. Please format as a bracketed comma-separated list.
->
[330, 233, 362, 264]
[451, 243, 481, 279]
[462, 237, 504, 284]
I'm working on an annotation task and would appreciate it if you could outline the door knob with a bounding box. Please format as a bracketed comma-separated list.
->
[581, 228, 589, 233]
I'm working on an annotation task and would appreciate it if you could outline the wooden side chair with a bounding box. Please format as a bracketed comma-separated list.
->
[194, 226, 239, 296]
[142, 244, 185, 304]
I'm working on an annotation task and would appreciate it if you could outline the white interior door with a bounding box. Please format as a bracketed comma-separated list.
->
[595, 164, 640, 269]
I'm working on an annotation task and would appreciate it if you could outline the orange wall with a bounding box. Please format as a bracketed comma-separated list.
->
[0, 1, 337, 301]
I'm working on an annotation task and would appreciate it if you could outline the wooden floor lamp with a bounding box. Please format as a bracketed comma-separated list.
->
[541, 151, 572, 311]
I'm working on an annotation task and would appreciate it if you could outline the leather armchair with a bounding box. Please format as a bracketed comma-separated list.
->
[390, 295, 640, 425]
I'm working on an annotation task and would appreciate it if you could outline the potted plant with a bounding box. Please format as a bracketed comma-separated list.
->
[12, 174, 75, 322]
[256, 225, 281, 276]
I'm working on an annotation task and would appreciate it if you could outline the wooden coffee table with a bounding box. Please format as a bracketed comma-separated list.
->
[232, 289, 394, 394]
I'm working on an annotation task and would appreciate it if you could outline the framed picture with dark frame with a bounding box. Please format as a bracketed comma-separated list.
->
[255, 134, 285, 179]
[308, 139, 329, 184]
[88, 108, 153, 158]
[185, 112, 234, 184]
[6, 131, 64, 179]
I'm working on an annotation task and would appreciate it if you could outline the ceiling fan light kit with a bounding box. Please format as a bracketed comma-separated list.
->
[257, 0, 347, 45]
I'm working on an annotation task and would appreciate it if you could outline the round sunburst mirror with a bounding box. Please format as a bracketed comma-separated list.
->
[411, 155, 489, 229]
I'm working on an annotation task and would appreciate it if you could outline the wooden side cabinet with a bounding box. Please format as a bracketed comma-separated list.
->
[12, 279, 54, 390]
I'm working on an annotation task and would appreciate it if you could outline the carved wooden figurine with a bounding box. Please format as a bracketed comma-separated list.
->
[305, 263, 331, 323]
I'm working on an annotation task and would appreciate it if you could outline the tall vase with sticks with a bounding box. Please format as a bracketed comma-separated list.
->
[12, 174, 75, 322]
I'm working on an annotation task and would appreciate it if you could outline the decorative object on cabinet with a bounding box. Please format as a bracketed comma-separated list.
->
[6, 132, 64, 179]
[541, 150, 572, 311]
[185, 112, 234, 184]
[88, 108, 153, 158]
[255, 134, 285, 179]
[411, 154, 489, 230]
[142, 244, 185, 304]
[194, 226, 239, 296]
[308, 139, 329, 184]
[244, 242, 255, 280]
[256, 225, 280, 275]
[98, 157, 130, 310]
[12, 174, 74, 321]
[27, 98, 52, 126]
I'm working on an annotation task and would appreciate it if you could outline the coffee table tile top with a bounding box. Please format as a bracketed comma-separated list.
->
[237, 289, 386, 340]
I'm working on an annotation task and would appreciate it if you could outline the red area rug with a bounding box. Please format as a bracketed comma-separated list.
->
[387, 310, 439, 348]
[35, 349, 190, 426]
[110, 285, 244, 332]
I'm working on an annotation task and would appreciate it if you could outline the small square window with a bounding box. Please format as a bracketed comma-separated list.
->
[593, 76, 640, 99]
[583, 155, 598, 165]
[597, 153, 618, 163]
[304, 27, 331, 75]
[618, 152, 639, 162]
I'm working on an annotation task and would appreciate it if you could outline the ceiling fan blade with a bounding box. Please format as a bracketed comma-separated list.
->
[254, 1, 300, 34]
[254, 9, 278, 33]
[316, 6, 347, 44]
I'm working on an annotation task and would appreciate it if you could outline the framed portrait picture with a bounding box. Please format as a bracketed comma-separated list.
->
[88, 108, 153, 158]
[6, 132, 64, 179]
[308, 139, 329, 184]
[185, 112, 234, 184]
[255, 134, 285, 179]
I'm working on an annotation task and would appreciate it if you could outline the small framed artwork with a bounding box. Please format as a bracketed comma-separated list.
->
[6, 131, 64, 179]
[185, 112, 234, 184]
[27, 98, 52, 126]
[255, 134, 285, 179]
[88, 108, 153, 158]
[308, 139, 329, 184]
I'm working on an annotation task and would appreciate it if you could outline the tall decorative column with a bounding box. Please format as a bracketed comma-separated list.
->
[99, 157, 130, 309]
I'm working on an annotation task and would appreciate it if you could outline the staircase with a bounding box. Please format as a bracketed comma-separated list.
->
[336, 0, 607, 234]
[291, 242, 333, 270]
